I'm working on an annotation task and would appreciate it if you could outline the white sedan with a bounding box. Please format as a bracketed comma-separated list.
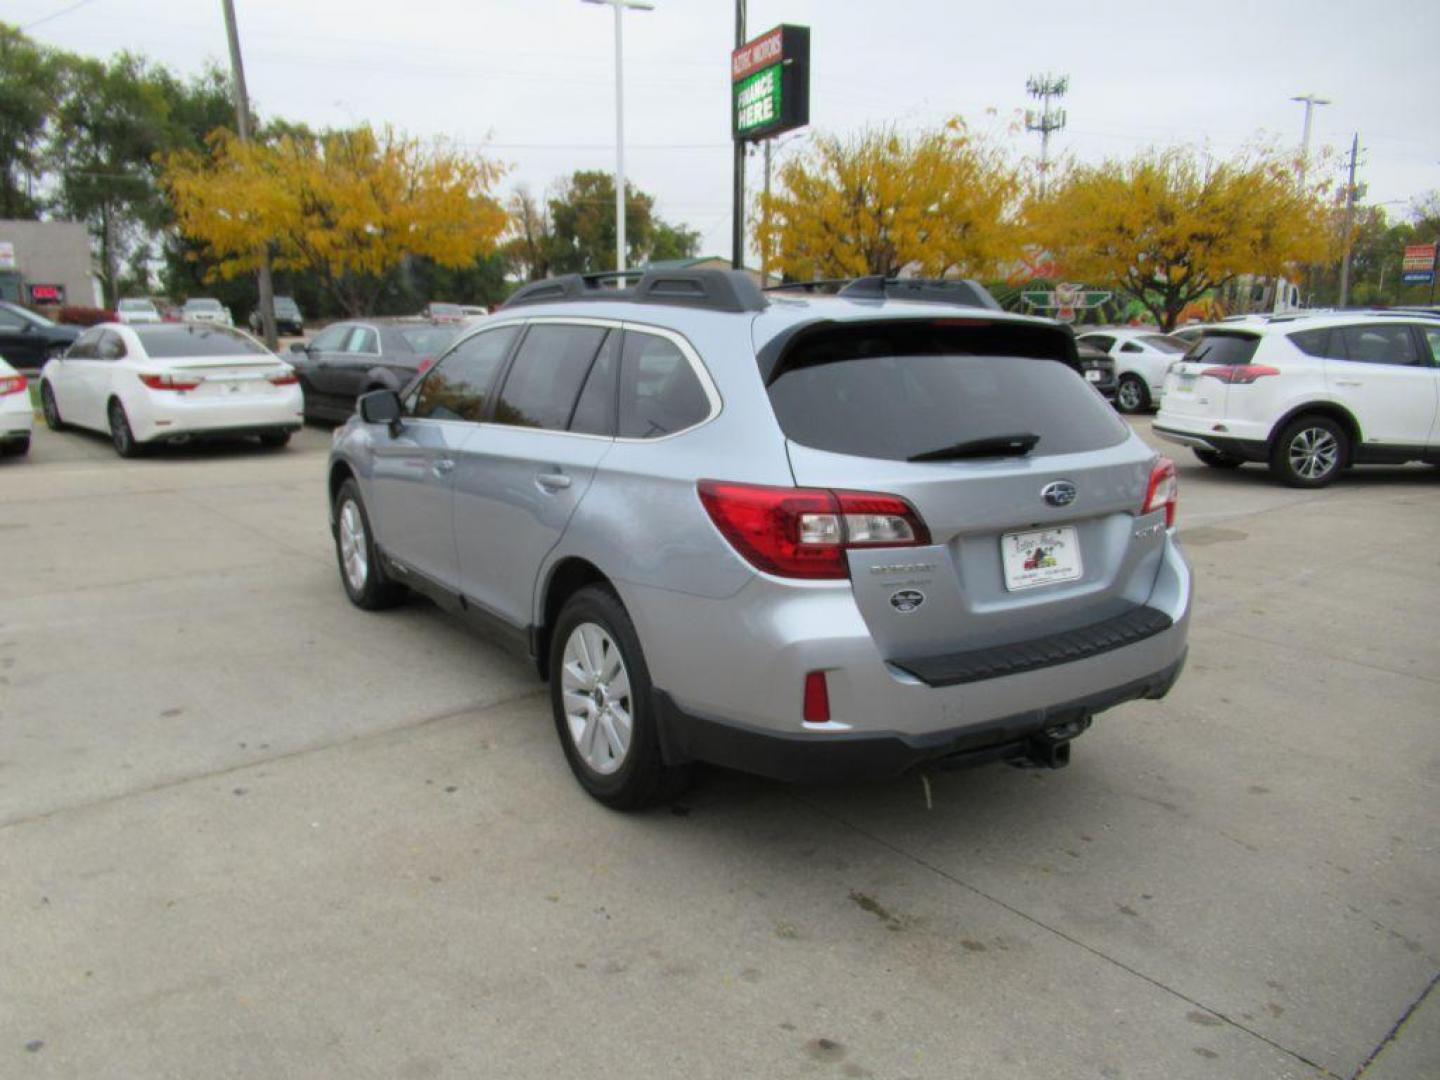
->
[116, 298, 162, 325]
[181, 298, 234, 327]
[39, 323, 303, 457]
[1, 355, 33, 457]
[1075, 328, 1191, 414]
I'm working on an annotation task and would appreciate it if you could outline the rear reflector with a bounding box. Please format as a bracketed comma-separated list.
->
[139, 373, 200, 391]
[803, 671, 831, 723]
[1141, 458, 1178, 528]
[698, 481, 930, 580]
[1200, 364, 1280, 384]
[268, 371, 299, 386]
[0, 374, 27, 396]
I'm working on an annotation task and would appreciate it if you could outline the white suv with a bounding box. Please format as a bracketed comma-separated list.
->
[1154, 312, 1440, 486]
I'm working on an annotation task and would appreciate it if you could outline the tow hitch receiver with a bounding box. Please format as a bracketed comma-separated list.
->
[1013, 715, 1092, 770]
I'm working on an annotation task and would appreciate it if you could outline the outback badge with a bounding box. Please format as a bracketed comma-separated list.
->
[1042, 480, 1077, 508]
[890, 589, 925, 613]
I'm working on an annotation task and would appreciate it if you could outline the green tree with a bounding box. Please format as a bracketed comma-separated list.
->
[0, 23, 58, 219]
[649, 220, 701, 262]
[547, 170, 700, 273]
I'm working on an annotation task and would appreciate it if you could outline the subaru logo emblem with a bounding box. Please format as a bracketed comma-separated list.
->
[890, 589, 925, 613]
[1042, 480, 1077, 507]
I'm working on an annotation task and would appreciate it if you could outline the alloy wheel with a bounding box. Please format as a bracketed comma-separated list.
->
[1117, 378, 1145, 412]
[338, 499, 368, 593]
[559, 622, 633, 776]
[109, 402, 132, 455]
[1288, 427, 1339, 481]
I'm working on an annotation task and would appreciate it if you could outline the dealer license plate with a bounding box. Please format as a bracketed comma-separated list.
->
[1001, 526, 1083, 591]
[1084, 368, 1103, 383]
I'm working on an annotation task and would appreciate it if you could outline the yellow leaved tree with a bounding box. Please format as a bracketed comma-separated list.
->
[165, 125, 507, 314]
[1027, 147, 1339, 330]
[756, 120, 1024, 281]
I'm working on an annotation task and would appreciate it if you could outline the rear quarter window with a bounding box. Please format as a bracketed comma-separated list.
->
[766, 322, 1127, 461]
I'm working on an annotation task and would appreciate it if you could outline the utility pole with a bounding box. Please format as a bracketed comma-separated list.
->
[220, 0, 276, 348]
[1338, 132, 1360, 308]
[731, 0, 746, 269]
[1025, 73, 1068, 198]
[582, 0, 655, 275]
[1291, 93, 1330, 187]
[760, 137, 772, 282]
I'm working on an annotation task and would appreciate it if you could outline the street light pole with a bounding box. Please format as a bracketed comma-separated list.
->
[583, 0, 654, 275]
[221, 0, 276, 347]
[1291, 93, 1330, 187]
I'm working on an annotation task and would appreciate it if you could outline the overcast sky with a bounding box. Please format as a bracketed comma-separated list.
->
[8, 0, 1439, 260]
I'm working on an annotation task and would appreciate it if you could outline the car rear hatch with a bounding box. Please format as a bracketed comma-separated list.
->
[1162, 330, 1263, 423]
[764, 317, 1172, 670]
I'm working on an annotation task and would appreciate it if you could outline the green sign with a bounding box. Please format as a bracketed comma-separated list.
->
[735, 66, 782, 135]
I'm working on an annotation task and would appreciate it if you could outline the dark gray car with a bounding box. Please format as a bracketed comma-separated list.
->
[290, 318, 465, 421]
[327, 271, 1191, 808]
[0, 301, 80, 372]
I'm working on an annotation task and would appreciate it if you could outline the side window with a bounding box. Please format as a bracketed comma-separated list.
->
[494, 324, 608, 431]
[97, 331, 127, 360]
[1288, 328, 1339, 359]
[0, 307, 27, 330]
[411, 325, 520, 421]
[569, 330, 621, 436]
[1339, 324, 1419, 366]
[344, 327, 378, 354]
[618, 331, 711, 439]
[1422, 328, 1440, 367]
[309, 324, 350, 352]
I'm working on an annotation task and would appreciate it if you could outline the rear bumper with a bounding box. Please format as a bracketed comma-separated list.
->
[129, 386, 304, 443]
[1153, 422, 1269, 462]
[1, 394, 33, 440]
[656, 651, 1187, 783]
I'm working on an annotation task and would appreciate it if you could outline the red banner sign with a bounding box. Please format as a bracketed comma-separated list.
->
[731, 27, 783, 82]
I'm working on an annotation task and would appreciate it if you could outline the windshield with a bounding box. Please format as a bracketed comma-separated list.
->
[1141, 335, 1189, 353]
[134, 325, 270, 358]
[119, 299, 155, 312]
[2, 301, 53, 327]
[273, 298, 300, 316]
[185, 299, 222, 311]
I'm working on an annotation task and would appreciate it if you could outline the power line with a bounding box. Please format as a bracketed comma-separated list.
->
[22, 0, 101, 31]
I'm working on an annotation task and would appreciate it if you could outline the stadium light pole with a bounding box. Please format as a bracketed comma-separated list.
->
[1291, 93, 1330, 187]
[583, 0, 655, 275]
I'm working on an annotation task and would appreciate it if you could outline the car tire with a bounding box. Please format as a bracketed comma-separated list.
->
[549, 584, 689, 810]
[1194, 448, 1244, 470]
[108, 399, 142, 459]
[1271, 415, 1347, 488]
[258, 430, 291, 449]
[40, 382, 65, 431]
[333, 478, 406, 610]
[1116, 375, 1150, 414]
[1, 436, 28, 457]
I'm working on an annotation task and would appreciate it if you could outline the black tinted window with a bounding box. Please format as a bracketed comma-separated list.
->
[1339, 324, 1419, 366]
[618, 332, 709, 438]
[494, 324, 607, 431]
[1186, 332, 1260, 365]
[133, 326, 269, 358]
[1288, 328, 1340, 359]
[569, 330, 620, 436]
[1079, 334, 1115, 351]
[768, 329, 1126, 461]
[412, 326, 519, 421]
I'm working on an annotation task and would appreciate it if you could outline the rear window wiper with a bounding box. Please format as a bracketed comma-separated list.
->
[907, 433, 1040, 462]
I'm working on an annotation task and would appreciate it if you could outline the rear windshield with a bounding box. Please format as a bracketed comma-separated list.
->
[1185, 332, 1260, 365]
[767, 323, 1128, 461]
[135, 326, 270, 358]
[1141, 334, 1189, 353]
[119, 300, 153, 311]
[273, 298, 300, 315]
[399, 325, 461, 355]
[185, 299, 222, 311]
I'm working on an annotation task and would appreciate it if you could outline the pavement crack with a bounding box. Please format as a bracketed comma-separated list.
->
[0, 687, 545, 833]
[1351, 969, 1440, 1078]
[793, 794, 1343, 1079]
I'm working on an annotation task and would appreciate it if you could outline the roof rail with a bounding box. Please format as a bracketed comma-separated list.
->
[764, 276, 1001, 311]
[501, 269, 767, 314]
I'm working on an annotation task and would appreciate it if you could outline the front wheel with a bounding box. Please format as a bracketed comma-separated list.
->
[1194, 448, 1244, 470]
[333, 479, 405, 610]
[108, 399, 141, 458]
[1116, 375, 1151, 414]
[41, 382, 65, 431]
[549, 585, 688, 809]
[1271, 415, 1347, 488]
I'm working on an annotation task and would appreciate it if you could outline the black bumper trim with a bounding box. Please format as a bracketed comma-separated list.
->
[1153, 426, 1269, 463]
[891, 606, 1173, 688]
[653, 650, 1187, 785]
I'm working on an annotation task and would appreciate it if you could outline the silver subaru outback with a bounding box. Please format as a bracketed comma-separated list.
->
[327, 271, 1191, 808]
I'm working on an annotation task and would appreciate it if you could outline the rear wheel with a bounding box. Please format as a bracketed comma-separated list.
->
[1271, 415, 1347, 488]
[40, 382, 64, 431]
[108, 399, 141, 458]
[549, 585, 688, 809]
[1194, 448, 1244, 470]
[1116, 375, 1150, 414]
[333, 479, 405, 609]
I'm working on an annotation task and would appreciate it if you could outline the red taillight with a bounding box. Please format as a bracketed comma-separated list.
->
[268, 371, 299, 386]
[803, 671, 831, 724]
[1200, 364, 1280, 384]
[139, 373, 200, 391]
[697, 481, 929, 580]
[1142, 458, 1178, 528]
[0, 374, 27, 396]
[416, 356, 435, 374]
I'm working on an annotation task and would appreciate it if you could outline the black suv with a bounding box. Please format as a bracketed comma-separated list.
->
[249, 296, 306, 336]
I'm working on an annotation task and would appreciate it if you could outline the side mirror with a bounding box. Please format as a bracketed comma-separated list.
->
[359, 388, 404, 436]
[288, 341, 308, 355]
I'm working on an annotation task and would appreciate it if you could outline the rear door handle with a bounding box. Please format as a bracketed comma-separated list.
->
[432, 458, 455, 477]
[535, 471, 572, 491]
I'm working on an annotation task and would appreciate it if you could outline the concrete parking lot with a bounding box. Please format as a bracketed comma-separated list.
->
[2, 419, 1436, 1079]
